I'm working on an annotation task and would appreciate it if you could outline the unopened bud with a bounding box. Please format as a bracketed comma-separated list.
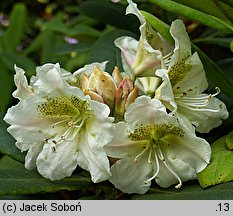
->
[114, 76, 138, 121]
[112, 66, 123, 86]
[83, 89, 104, 103]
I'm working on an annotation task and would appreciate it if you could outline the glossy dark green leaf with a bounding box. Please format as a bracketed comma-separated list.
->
[132, 181, 233, 200]
[0, 113, 25, 163]
[0, 156, 92, 196]
[198, 134, 233, 188]
[149, 0, 233, 32]
[87, 29, 137, 72]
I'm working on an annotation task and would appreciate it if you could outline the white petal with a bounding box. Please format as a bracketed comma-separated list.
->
[114, 36, 138, 75]
[169, 19, 191, 67]
[36, 139, 78, 180]
[86, 117, 113, 150]
[25, 142, 44, 170]
[155, 69, 174, 98]
[126, 0, 146, 24]
[77, 133, 111, 183]
[125, 95, 172, 127]
[4, 95, 56, 148]
[156, 133, 211, 188]
[155, 155, 197, 188]
[89, 99, 111, 119]
[173, 52, 208, 94]
[105, 122, 143, 158]
[132, 24, 166, 77]
[73, 61, 108, 77]
[13, 65, 34, 99]
[35, 63, 65, 92]
[109, 153, 152, 194]
[177, 96, 229, 133]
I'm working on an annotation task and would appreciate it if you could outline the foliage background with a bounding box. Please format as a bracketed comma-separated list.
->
[0, 0, 233, 199]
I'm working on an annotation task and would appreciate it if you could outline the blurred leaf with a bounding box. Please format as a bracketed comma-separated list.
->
[132, 181, 233, 199]
[43, 14, 70, 34]
[0, 3, 27, 52]
[68, 24, 101, 39]
[193, 37, 233, 48]
[149, 0, 233, 32]
[65, 52, 88, 72]
[87, 29, 137, 72]
[172, 0, 233, 22]
[0, 52, 36, 76]
[53, 42, 92, 55]
[198, 134, 233, 188]
[39, 30, 64, 64]
[23, 31, 50, 56]
[142, 11, 233, 100]
[219, 0, 233, 8]
[0, 156, 92, 196]
[44, 15, 101, 40]
[193, 44, 233, 100]
[0, 113, 25, 163]
[80, 1, 140, 35]
[231, 40, 233, 51]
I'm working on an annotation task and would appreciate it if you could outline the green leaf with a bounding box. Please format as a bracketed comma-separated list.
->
[132, 181, 233, 199]
[149, 0, 233, 32]
[192, 37, 233, 48]
[44, 16, 101, 39]
[231, 39, 233, 51]
[53, 43, 92, 55]
[0, 156, 92, 196]
[192, 44, 233, 100]
[80, 1, 140, 35]
[0, 113, 25, 163]
[219, 0, 233, 8]
[198, 133, 233, 188]
[142, 11, 233, 100]
[172, 0, 233, 23]
[0, 3, 27, 52]
[0, 52, 36, 77]
[87, 30, 137, 72]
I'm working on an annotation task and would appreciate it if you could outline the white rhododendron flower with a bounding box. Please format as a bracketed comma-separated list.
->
[105, 96, 211, 194]
[4, 63, 113, 183]
[155, 20, 229, 133]
[115, 0, 228, 133]
[115, 0, 172, 79]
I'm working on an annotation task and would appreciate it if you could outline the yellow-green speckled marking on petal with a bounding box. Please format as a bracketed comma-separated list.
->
[145, 25, 154, 47]
[37, 95, 91, 117]
[169, 60, 191, 86]
[129, 124, 184, 143]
